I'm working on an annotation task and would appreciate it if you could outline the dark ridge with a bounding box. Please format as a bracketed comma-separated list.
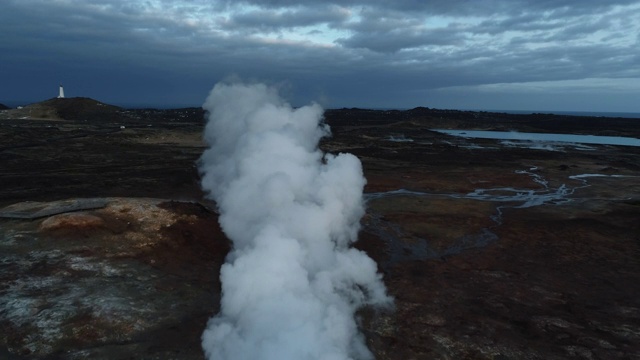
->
[0, 103, 9, 110]
[323, 107, 640, 137]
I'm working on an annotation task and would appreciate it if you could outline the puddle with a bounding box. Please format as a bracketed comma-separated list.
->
[432, 129, 640, 147]
[386, 135, 414, 142]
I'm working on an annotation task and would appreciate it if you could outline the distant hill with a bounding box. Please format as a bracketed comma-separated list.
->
[0, 103, 9, 110]
[0, 97, 124, 121]
[30, 97, 122, 121]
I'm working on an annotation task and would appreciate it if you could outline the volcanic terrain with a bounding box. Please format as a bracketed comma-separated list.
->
[1, 98, 639, 359]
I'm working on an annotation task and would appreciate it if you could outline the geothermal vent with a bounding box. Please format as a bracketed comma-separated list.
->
[198, 81, 391, 360]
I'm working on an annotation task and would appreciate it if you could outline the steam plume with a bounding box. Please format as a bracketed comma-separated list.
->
[199, 81, 391, 360]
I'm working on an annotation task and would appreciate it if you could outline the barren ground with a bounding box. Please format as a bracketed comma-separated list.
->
[1, 102, 639, 359]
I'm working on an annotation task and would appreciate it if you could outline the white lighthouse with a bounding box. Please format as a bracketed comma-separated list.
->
[58, 84, 65, 98]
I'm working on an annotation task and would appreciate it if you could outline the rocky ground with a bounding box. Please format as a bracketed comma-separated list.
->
[1, 99, 639, 359]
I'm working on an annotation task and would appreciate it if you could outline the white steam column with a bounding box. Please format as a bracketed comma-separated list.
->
[199, 82, 392, 360]
[58, 84, 65, 98]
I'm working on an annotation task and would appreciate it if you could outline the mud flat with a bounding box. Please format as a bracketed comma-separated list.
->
[1, 103, 640, 358]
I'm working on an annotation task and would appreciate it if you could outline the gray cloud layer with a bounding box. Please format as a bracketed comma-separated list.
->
[1, 0, 639, 110]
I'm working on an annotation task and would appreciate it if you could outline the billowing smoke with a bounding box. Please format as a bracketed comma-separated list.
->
[199, 81, 391, 360]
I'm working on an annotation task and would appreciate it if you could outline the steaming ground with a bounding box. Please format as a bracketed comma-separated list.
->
[198, 82, 392, 360]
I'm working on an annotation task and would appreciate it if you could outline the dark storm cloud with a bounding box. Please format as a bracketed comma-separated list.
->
[222, 5, 350, 33]
[1, 0, 639, 110]
[335, 9, 466, 53]
[219, 0, 638, 15]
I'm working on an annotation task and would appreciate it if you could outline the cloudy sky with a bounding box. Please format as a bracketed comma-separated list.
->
[1, 0, 639, 111]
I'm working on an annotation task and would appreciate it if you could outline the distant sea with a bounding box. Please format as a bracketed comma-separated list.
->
[477, 109, 640, 119]
[363, 107, 640, 119]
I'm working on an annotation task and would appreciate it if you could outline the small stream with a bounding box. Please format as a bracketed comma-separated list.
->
[364, 169, 635, 269]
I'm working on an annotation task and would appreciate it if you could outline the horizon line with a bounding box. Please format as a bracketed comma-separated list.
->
[1, 98, 640, 117]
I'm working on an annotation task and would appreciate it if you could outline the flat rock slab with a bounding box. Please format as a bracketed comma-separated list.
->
[0, 198, 109, 219]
